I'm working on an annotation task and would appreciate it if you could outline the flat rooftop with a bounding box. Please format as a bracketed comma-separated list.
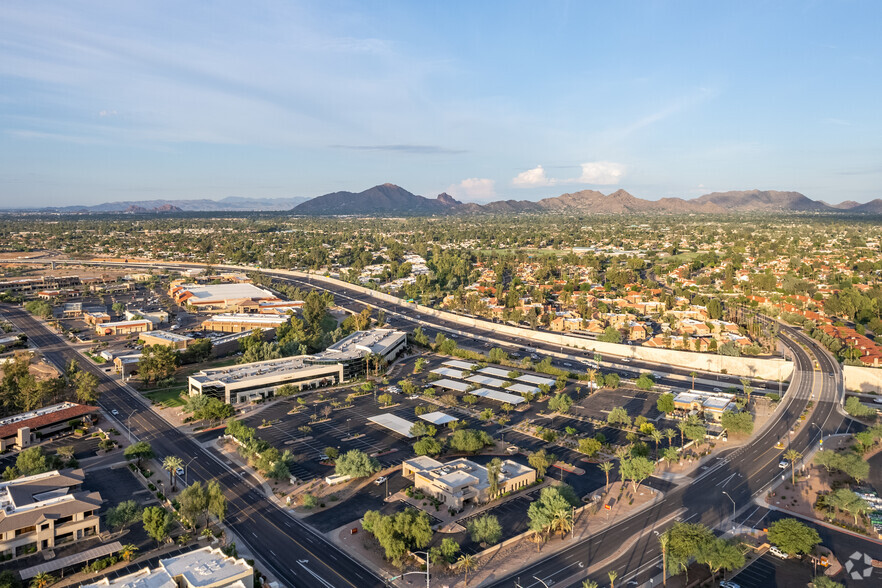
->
[191, 356, 313, 385]
[367, 413, 415, 438]
[472, 388, 524, 405]
[516, 374, 556, 387]
[466, 374, 508, 388]
[419, 411, 459, 425]
[443, 359, 477, 370]
[175, 283, 277, 302]
[430, 378, 470, 393]
[141, 330, 194, 343]
[431, 367, 467, 378]
[160, 546, 252, 587]
[203, 313, 289, 325]
[0, 403, 97, 439]
[478, 366, 512, 378]
[320, 329, 405, 360]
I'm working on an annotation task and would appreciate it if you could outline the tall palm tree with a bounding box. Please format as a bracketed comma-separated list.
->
[120, 543, 138, 562]
[162, 455, 183, 492]
[607, 570, 618, 588]
[650, 430, 663, 455]
[586, 368, 598, 392]
[664, 428, 676, 447]
[740, 377, 753, 404]
[599, 461, 614, 492]
[657, 531, 669, 587]
[677, 420, 687, 446]
[581, 580, 599, 588]
[30, 572, 55, 588]
[457, 554, 478, 586]
[551, 508, 574, 538]
[530, 529, 546, 552]
[784, 449, 802, 485]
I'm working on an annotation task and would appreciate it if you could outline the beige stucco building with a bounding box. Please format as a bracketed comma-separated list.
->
[402, 456, 535, 509]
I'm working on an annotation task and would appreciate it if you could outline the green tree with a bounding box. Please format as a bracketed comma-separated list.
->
[548, 393, 573, 415]
[24, 300, 52, 319]
[15, 446, 50, 478]
[142, 506, 173, 544]
[767, 518, 821, 556]
[784, 449, 802, 485]
[28, 572, 54, 588]
[845, 396, 876, 418]
[178, 481, 209, 527]
[720, 411, 754, 435]
[467, 514, 502, 545]
[73, 370, 100, 403]
[119, 543, 139, 562]
[449, 429, 494, 453]
[635, 373, 655, 391]
[665, 522, 715, 583]
[487, 457, 503, 498]
[696, 537, 745, 582]
[578, 437, 602, 457]
[124, 441, 154, 468]
[606, 406, 631, 427]
[528, 449, 555, 479]
[598, 461, 614, 491]
[598, 327, 622, 344]
[162, 455, 183, 491]
[106, 500, 142, 531]
[335, 449, 380, 478]
[138, 344, 179, 385]
[527, 486, 575, 536]
[362, 508, 432, 565]
[413, 436, 442, 456]
[207, 479, 227, 527]
[811, 576, 844, 588]
[456, 553, 478, 587]
[618, 456, 654, 493]
[656, 393, 675, 415]
[604, 373, 620, 389]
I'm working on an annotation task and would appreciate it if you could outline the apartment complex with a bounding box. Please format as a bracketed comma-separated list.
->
[0, 469, 102, 560]
[83, 546, 253, 588]
[402, 456, 535, 509]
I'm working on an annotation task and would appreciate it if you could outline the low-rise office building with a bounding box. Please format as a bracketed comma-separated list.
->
[83, 546, 253, 588]
[402, 456, 535, 509]
[673, 390, 738, 421]
[83, 310, 111, 325]
[308, 329, 407, 380]
[0, 469, 102, 560]
[201, 313, 289, 333]
[140, 330, 195, 350]
[96, 319, 153, 336]
[189, 357, 344, 405]
[125, 309, 169, 325]
[0, 403, 98, 451]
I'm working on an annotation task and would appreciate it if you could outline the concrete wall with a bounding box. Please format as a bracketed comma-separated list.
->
[274, 269, 793, 381]
[843, 364, 882, 394]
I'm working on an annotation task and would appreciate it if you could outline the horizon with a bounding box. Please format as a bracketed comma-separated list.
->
[2, 1, 881, 206]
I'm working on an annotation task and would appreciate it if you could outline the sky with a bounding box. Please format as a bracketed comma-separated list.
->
[1, 1, 881, 207]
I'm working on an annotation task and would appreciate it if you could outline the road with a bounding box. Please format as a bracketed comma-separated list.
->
[1, 304, 384, 588]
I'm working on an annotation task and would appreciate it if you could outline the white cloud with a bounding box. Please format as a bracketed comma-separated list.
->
[513, 161, 626, 188]
[577, 161, 625, 185]
[512, 165, 552, 187]
[447, 178, 495, 201]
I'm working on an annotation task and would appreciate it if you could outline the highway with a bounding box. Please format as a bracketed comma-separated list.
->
[2, 258, 869, 587]
[0, 304, 385, 588]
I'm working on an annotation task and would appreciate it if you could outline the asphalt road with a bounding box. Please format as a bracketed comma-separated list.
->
[1, 304, 384, 588]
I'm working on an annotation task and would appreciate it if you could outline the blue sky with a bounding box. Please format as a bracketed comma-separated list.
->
[1, 1, 880, 206]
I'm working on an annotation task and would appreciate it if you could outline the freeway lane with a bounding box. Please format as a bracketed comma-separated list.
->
[480, 324, 849, 588]
[0, 304, 384, 588]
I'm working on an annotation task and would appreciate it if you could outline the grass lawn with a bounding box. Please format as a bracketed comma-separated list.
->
[144, 387, 187, 408]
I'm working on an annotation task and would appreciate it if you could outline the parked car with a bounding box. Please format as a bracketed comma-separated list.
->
[111, 409, 119, 416]
[768, 545, 788, 559]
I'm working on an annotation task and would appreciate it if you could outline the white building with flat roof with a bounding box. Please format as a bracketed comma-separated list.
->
[83, 546, 253, 588]
[170, 283, 279, 311]
[402, 456, 535, 509]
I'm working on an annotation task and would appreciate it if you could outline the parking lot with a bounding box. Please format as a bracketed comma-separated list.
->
[729, 553, 814, 588]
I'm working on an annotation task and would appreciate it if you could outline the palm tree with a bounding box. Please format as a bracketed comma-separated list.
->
[530, 529, 546, 552]
[120, 543, 138, 562]
[586, 368, 598, 392]
[784, 449, 802, 485]
[650, 430, 663, 455]
[599, 461, 614, 492]
[690, 371, 697, 389]
[162, 455, 183, 492]
[677, 420, 687, 446]
[607, 570, 618, 588]
[740, 377, 753, 404]
[551, 508, 574, 538]
[456, 554, 478, 586]
[658, 531, 669, 587]
[581, 580, 599, 588]
[30, 572, 55, 588]
[664, 428, 676, 447]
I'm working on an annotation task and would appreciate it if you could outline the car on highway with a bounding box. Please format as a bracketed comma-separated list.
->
[563, 362, 572, 367]
[175, 466, 184, 477]
[874, 398, 882, 405]
[778, 460, 789, 469]
[621, 358, 630, 362]
[713, 387, 722, 392]
[374, 476, 387, 486]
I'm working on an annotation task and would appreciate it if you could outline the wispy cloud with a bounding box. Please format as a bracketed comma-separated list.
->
[331, 144, 467, 155]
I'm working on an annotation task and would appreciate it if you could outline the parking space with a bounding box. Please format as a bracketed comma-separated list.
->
[454, 487, 543, 554]
[575, 387, 664, 423]
[81, 465, 158, 513]
[729, 553, 813, 588]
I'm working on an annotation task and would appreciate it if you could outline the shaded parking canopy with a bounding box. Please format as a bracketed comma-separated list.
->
[431, 367, 468, 378]
[367, 414, 416, 438]
[508, 383, 541, 395]
[431, 378, 470, 392]
[419, 411, 459, 425]
[466, 374, 508, 388]
[20, 541, 123, 580]
[516, 374, 556, 387]
[443, 359, 477, 370]
[478, 366, 512, 378]
[472, 388, 525, 405]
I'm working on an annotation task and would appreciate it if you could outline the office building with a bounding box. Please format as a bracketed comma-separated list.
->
[401, 456, 535, 509]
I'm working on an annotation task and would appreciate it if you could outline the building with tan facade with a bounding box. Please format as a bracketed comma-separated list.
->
[402, 456, 535, 509]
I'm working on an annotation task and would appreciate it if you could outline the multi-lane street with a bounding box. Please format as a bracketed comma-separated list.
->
[4, 258, 879, 587]
[0, 304, 384, 588]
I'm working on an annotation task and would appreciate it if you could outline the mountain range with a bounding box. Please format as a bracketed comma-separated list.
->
[290, 184, 882, 215]
[8, 186, 882, 215]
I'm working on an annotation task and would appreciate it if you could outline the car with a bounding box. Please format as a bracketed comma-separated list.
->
[829, 373, 834, 377]
[713, 387, 722, 392]
[778, 460, 789, 469]
[175, 466, 185, 476]
[563, 362, 572, 367]
[318, 454, 329, 461]
[621, 358, 630, 363]
[111, 409, 119, 416]
[768, 545, 788, 559]
[873, 398, 882, 405]
[374, 476, 387, 485]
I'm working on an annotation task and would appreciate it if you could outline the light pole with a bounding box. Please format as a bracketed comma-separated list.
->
[126, 409, 138, 444]
[811, 422, 823, 446]
[184, 456, 197, 486]
[533, 577, 550, 588]
[388, 551, 430, 588]
[722, 491, 736, 534]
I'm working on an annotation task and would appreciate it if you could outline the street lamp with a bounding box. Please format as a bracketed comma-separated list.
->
[388, 551, 430, 588]
[811, 422, 823, 445]
[533, 577, 550, 588]
[126, 409, 138, 444]
[184, 456, 198, 486]
[722, 491, 736, 534]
